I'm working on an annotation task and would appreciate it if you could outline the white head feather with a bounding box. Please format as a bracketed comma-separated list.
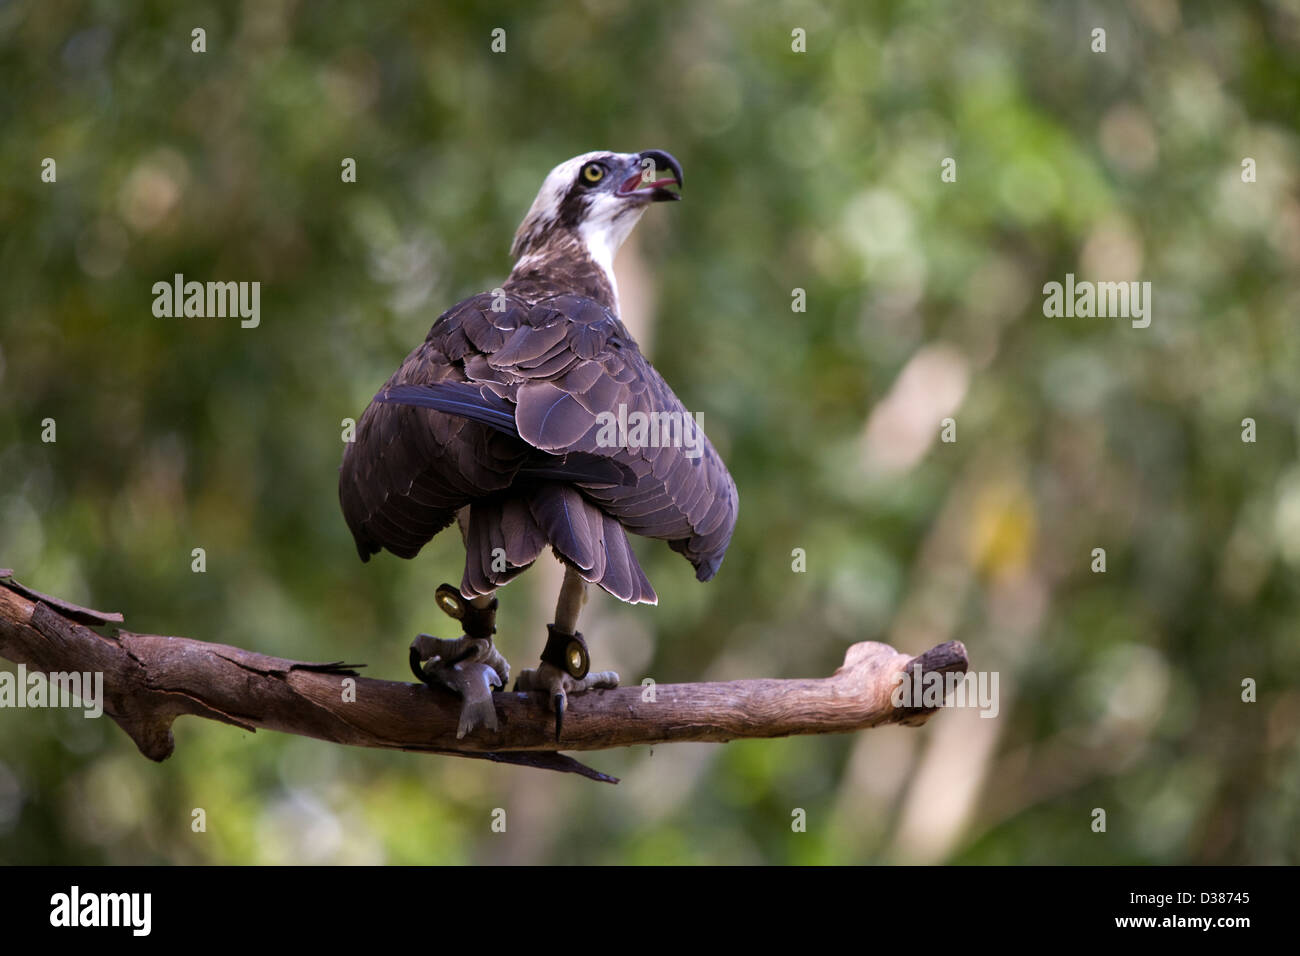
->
[510, 151, 653, 304]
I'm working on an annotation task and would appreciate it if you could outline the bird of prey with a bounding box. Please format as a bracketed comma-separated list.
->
[339, 149, 737, 739]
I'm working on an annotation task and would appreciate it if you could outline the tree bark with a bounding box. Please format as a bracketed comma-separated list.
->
[0, 572, 968, 784]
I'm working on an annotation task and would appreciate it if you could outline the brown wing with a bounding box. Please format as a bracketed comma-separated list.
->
[339, 291, 738, 604]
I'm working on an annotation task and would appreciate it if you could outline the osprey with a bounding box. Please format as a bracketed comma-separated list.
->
[339, 150, 738, 739]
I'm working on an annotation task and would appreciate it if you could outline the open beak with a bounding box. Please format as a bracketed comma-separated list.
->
[617, 149, 683, 202]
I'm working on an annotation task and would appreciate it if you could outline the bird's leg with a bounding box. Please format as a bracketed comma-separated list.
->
[514, 564, 620, 741]
[409, 586, 510, 739]
[409, 510, 511, 738]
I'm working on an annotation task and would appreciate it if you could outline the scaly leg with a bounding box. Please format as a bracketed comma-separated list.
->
[409, 509, 511, 738]
[514, 564, 619, 740]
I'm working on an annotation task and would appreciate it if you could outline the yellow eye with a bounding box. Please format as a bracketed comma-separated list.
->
[581, 162, 605, 184]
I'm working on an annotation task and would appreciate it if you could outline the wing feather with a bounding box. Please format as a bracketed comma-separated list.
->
[339, 289, 738, 600]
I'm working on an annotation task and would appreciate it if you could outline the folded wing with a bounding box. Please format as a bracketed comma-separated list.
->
[339, 292, 738, 604]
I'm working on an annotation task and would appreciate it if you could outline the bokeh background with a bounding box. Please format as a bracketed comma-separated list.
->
[3, 0, 1299, 864]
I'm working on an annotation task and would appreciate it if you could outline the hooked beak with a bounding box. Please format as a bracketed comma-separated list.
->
[616, 149, 683, 202]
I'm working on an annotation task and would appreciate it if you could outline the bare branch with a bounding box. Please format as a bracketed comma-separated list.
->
[0, 575, 968, 784]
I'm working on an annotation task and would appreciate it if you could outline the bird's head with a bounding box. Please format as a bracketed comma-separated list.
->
[510, 149, 683, 273]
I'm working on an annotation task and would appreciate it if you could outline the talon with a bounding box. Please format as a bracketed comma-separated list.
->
[409, 630, 510, 738]
[517, 658, 619, 741]
[554, 690, 566, 741]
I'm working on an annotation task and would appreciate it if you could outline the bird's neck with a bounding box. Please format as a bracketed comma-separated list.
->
[504, 231, 619, 312]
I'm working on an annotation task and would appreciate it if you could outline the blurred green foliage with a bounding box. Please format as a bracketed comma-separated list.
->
[2, 0, 1299, 864]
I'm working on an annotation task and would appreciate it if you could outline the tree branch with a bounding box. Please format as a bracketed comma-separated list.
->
[0, 572, 968, 784]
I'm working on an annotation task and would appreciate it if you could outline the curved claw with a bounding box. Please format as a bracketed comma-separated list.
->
[553, 690, 566, 741]
[410, 633, 506, 739]
[516, 662, 620, 741]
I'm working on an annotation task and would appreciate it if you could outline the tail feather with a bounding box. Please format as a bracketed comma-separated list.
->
[528, 484, 656, 605]
[460, 500, 543, 597]
[528, 484, 603, 576]
[598, 511, 658, 605]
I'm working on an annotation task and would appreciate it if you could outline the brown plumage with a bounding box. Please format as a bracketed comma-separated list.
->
[339, 149, 736, 615]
